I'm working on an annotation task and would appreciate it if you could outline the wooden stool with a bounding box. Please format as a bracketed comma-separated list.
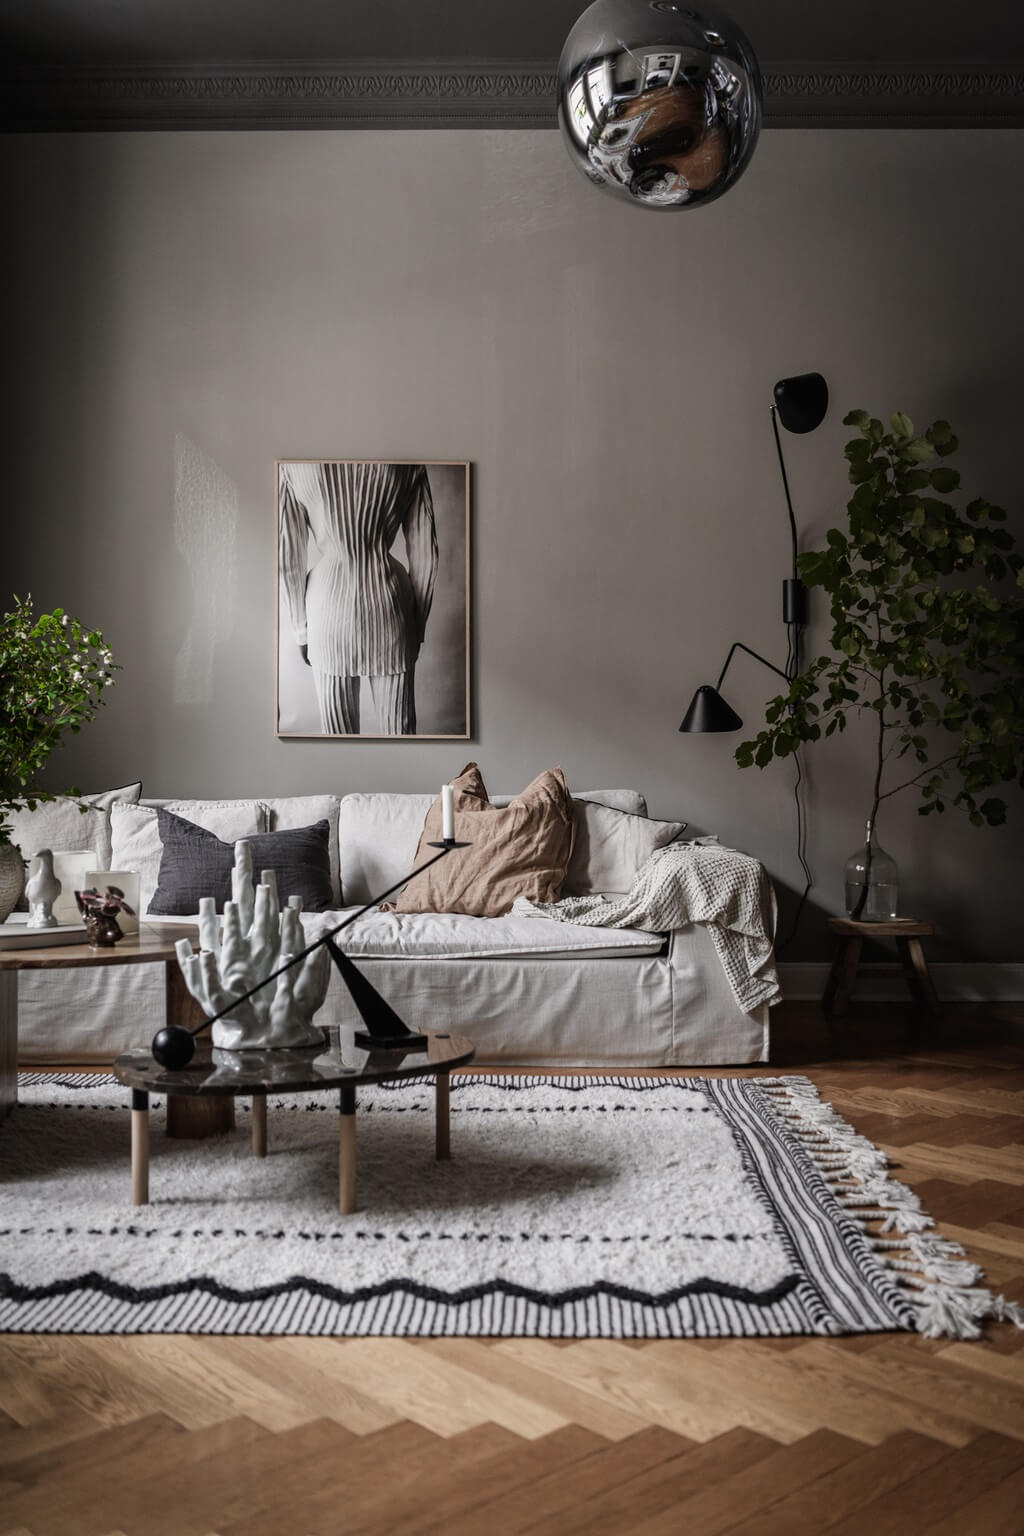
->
[822, 918, 940, 1019]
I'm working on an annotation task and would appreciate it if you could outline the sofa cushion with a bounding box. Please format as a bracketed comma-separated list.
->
[339, 787, 649, 904]
[306, 907, 665, 960]
[150, 812, 333, 916]
[260, 795, 341, 905]
[5, 781, 143, 872]
[385, 763, 575, 918]
[110, 799, 267, 915]
[565, 802, 688, 896]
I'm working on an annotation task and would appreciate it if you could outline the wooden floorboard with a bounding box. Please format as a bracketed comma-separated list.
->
[1, 1000, 1023, 1534]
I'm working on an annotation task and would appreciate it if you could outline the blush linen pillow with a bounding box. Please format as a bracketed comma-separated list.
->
[385, 763, 575, 918]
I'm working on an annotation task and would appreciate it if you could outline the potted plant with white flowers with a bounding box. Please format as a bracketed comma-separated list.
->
[0, 596, 118, 921]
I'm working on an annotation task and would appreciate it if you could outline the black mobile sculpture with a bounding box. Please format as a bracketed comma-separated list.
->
[150, 838, 468, 1070]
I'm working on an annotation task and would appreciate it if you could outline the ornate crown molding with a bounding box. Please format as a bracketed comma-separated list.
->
[2, 60, 1023, 130]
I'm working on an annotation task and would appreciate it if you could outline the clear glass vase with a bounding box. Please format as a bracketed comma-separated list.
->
[844, 819, 899, 922]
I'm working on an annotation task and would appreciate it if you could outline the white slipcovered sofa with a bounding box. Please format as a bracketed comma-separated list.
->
[15, 789, 771, 1067]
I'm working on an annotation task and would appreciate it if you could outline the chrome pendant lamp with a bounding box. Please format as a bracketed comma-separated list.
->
[557, 0, 762, 210]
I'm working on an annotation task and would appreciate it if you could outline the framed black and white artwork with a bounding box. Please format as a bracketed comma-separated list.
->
[276, 459, 470, 739]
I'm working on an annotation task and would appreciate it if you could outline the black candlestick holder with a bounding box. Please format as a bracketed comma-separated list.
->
[151, 837, 471, 1068]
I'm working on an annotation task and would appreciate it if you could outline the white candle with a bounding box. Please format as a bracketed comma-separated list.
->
[441, 783, 455, 842]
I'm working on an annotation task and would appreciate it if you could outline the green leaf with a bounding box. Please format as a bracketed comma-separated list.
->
[902, 439, 937, 464]
[929, 467, 960, 493]
[890, 412, 914, 440]
[927, 420, 959, 456]
[843, 410, 871, 429]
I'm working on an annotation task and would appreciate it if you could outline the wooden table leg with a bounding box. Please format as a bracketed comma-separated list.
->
[901, 936, 941, 1017]
[339, 1081, 357, 1215]
[823, 936, 862, 1018]
[166, 1095, 236, 1139]
[252, 1094, 267, 1157]
[436, 1072, 451, 1161]
[0, 972, 17, 1125]
[897, 937, 926, 1008]
[131, 1088, 150, 1205]
[164, 960, 235, 1139]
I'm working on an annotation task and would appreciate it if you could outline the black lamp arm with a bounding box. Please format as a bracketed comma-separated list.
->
[770, 403, 799, 579]
[715, 641, 791, 694]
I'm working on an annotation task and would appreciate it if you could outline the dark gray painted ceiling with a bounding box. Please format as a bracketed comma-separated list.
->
[3, 0, 1023, 65]
[3, 0, 1023, 128]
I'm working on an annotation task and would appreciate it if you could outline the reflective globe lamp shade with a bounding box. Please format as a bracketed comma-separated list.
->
[679, 685, 742, 733]
[557, 0, 762, 210]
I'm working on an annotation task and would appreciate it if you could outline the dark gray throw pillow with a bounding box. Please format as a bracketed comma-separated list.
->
[150, 810, 334, 916]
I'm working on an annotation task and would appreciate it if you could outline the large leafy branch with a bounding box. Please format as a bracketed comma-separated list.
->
[0, 596, 118, 839]
[736, 411, 1024, 840]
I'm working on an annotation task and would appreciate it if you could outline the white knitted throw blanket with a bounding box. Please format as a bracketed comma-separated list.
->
[513, 841, 782, 1014]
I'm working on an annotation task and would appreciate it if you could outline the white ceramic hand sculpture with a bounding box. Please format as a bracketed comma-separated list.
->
[174, 839, 331, 1051]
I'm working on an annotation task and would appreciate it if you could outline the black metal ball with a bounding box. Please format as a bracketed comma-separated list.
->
[151, 1026, 196, 1070]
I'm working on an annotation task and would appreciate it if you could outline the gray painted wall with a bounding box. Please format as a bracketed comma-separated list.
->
[3, 128, 1022, 960]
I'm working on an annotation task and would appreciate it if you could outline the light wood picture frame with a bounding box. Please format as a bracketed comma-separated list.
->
[276, 459, 470, 740]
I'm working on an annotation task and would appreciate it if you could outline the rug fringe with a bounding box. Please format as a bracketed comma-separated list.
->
[759, 1075, 1024, 1342]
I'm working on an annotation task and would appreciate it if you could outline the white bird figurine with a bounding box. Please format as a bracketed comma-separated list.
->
[25, 849, 61, 929]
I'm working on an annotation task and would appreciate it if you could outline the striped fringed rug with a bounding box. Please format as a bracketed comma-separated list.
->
[1, 1072, 1021, 1338]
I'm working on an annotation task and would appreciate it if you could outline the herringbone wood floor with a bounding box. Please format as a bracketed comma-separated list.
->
[2, 1002, 1023, 1535]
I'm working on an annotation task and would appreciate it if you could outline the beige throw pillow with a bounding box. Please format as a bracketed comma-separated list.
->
[385, 763, 575, 917]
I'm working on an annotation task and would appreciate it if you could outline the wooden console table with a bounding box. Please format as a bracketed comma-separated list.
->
[0, 924, 234, 1137]
[822, 917, 940, 1019]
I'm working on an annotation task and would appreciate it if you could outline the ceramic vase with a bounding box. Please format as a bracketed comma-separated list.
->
[0, 841, 25, 924]
[82, 909, 124, 947]
[175, 839, 330, 1051]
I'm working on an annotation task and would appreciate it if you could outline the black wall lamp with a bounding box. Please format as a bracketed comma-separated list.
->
[679, 371, 828, 734]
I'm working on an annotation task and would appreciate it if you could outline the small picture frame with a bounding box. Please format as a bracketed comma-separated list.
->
[80, 871, 141, 938]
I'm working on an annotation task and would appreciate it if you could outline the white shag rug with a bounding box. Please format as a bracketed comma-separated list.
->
[1, 1072, 1020, 1339]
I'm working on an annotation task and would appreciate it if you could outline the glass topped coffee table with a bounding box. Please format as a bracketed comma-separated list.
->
[112, 1026, 475, 1214]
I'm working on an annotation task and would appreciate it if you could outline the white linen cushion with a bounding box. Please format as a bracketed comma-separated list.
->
[338, 788, 649, 904]
[565, 801, 688, 896]
[260, 795, 341, 906]
[304, 907, 665, 960]
[110, 799, 267, 916]
[5, 781, 143, 871]
[337, 793, 434, 905]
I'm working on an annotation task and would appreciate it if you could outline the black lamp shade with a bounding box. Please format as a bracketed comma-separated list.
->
[679, 686, 743, 733]
[773, 372, 828, 435]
